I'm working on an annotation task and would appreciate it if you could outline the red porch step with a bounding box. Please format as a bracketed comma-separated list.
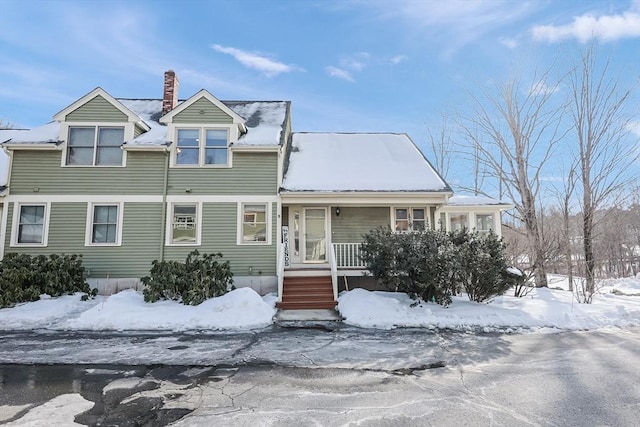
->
[277, 275, 337, 310]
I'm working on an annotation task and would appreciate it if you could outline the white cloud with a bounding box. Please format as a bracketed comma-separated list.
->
[498, 37, 518, 49]
[341, 52, 370, 71]
[528, 80, 559, 96]
[325, 66, 354, 82]
[211, 44, 301, 77]
[532, 7, 640, 43]
[389, 55, 408, 64]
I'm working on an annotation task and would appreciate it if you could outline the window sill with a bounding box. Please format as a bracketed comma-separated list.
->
[171, 164, 231, 169]
[85, 243, 122, 247]
[10, 243, 47, 248]
[238, 241, 271, 246]
[63, 164, 126, 168]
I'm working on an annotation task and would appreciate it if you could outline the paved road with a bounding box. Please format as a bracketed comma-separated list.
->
[1, 327, 639, 426]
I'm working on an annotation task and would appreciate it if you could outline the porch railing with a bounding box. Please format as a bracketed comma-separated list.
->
[332, 243, 366, 269]
[329, 243, 338, 302]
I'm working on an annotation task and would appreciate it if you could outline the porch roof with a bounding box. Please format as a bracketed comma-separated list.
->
[282, 133, 451, 193]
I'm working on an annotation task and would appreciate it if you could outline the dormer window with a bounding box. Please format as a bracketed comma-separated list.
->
[67, 126, 124, 166]
[175, 128, 229, 166]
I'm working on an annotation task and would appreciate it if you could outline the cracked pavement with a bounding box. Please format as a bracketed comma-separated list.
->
[1, 327, 639, 426]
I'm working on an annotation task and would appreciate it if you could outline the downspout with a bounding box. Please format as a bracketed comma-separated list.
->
[159, 147, 169, 261]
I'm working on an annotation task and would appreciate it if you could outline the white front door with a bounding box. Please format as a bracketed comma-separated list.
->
[303, 207, 327, 263]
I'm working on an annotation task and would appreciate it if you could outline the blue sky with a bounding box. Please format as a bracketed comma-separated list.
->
[0, 0, 638, 194]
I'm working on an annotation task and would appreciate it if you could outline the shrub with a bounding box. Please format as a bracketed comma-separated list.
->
[141, 250, 233, 305]
[452, 230, 512, 303]
[360, 227, 457, 305]
[0, 253, 94, 308]
[360, 227, 513, 305]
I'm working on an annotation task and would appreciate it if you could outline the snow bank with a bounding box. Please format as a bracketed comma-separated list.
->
[0, 288, 276, 331]
[65, 288, 276, 331]
[338, 284, 640, 331]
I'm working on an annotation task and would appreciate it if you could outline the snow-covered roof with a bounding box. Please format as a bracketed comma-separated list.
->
[281, 133, 451, 192]
[447, 195, 512, 206]
[0, 122, 60, 144]
[120, 99, 289, 147]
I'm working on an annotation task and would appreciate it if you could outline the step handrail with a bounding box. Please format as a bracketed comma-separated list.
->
[329, 243, 338, 302]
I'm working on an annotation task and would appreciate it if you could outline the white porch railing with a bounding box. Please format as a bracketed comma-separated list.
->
[332, 243, 366, 269]
[329, 243, 338, 302]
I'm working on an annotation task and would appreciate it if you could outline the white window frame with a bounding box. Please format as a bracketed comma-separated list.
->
[10, 202, 51, 247]
[237, 202, 272, 245]
[172, 127, 231, 168]
[448, 212, 470, 232]
[475, 213, 495, 234]
[64, 125, 126, 167]
[85, 202, 124, 247]
[392, 207, 428, 233]
[166, 202, 202, 246]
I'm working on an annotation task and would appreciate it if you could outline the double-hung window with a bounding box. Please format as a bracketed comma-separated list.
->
[15, 204, 47, 245]
[240, 203, 269, 244]
[175, 128, 229, 166]
[86, 204, 122, 246]
[394, 208, 427, 233]
[168, 203, 201, 245]
[450, 213, 469, 231]
[67, 126, 124, 166]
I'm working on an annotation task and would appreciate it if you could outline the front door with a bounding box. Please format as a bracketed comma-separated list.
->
[303, 207, 327, 263]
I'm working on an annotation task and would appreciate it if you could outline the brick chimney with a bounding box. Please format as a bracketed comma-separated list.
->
[162, 70, 179, 115]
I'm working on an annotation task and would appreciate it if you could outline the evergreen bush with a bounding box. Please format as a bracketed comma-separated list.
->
[141, 250, 233, 305]
[360, 227, 513, 305]
[0, 253, 94, 308]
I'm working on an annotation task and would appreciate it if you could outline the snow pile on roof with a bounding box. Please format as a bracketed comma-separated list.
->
[0, 122, 60, 144]
[282, 133, 450, 192]
[119, 99, 168, 146]
[448, 195, 511, 206]
[229, 101, 288, 146]
[120, 99, 288, 147]
[338, 282, 640, 331]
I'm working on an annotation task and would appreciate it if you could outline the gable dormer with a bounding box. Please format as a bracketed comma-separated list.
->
[54, 88, 150, 167]
[160, 89, 247, 168]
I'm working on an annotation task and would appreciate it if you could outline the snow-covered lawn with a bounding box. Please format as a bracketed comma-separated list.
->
[0, 276, 639, 333]
[338, 275, 640, 331]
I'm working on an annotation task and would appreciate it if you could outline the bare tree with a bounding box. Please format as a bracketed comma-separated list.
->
[459, 67, 566, 288]
[568, 46, 638, 302]
[0, 119, 15, 129]
[425, 114, 454, 182]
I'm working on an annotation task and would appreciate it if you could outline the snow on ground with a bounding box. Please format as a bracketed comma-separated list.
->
[0, 276, 639, 333]
[338, 278, 640, 331]
[0, 288, 276, 331]
[4, 394, 93, 427]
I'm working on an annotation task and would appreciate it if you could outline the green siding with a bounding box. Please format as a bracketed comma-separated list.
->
[3, 202, 163, 278]
[168, 152, 277, 195]
[4, 201, 276, 278]
[163, 202, 277, 276]
[331, 207, 390, 243]
[65, 95, 128, 122]
[9, 151, 166, 195]
[173, 98, 234, 124]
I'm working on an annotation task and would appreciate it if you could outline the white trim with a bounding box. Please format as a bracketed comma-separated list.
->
[2, 143, 60, 151]
[84, 202, 124, 247]
[6, 195, 163, 203]
[60, 123, 130, 168]
[170, 126, 233, 168]
[391, 206, 430, 232]
[166, 195, 278, 203]
[230, 145, 280, 152]
[236, 202, 272, 245]
[159, 89, 246, 130]
[10, 202, 51, 247]
[165, 202, 202, 246]
[53, 87, 150, 131]
[280, 192, 451, 205]
[0, 201, 8, 259]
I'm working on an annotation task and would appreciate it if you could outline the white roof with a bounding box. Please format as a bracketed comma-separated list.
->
[119, 99, 168, 146]
[447, 195, 511, 206]
[282, 133, 450, 192]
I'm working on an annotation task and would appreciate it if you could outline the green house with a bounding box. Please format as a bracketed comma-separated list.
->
[0, 71, 511, 310]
